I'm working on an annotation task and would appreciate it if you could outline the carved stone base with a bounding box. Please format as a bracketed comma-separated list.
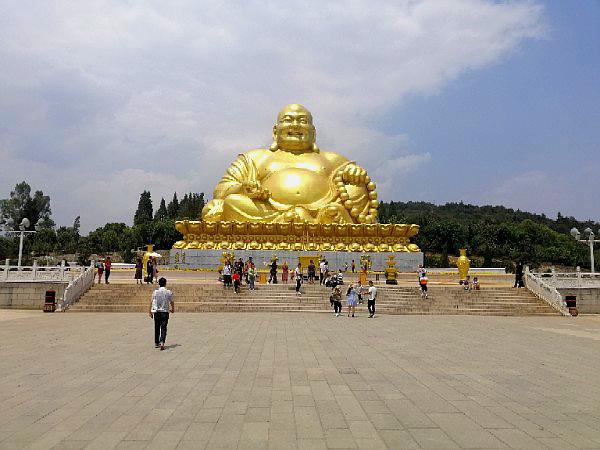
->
[172, 220, 421, 252]
[169, 249, 423, 272]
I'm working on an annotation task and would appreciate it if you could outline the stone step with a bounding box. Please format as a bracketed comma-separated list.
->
[73, 283, 559, 316]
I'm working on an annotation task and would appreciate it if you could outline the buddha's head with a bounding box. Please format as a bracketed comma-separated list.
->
[270, 104, 319, 153]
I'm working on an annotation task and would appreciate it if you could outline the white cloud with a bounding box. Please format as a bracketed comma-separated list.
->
[0, 0, 545, 231]
[473, 168, 600, 222]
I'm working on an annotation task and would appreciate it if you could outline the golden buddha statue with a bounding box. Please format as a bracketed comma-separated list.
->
[202, 104, 379, 224]
[171, 104, 422, 254]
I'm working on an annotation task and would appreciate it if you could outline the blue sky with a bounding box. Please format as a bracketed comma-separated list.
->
[384, 1, 600, 220]
[0, 0, 598, 232]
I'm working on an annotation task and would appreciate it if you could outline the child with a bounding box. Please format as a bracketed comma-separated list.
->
[232, 271, 241, 294]
[463, 275, 471, 291]
[419, 275, 428, 299]
[472, 277, 480, 290]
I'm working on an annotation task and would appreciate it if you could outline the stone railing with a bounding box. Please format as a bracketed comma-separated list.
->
[525, 267, 569, 316]
[59, 261, 96, 312]
[531, 269, 600, 288]
[1, 260, 83, 282]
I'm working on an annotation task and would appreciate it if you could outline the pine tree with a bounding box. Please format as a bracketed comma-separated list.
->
[155, 198, 168, 220]
[176, 192, 205, 219]
[167, 192, 179, 219]
[133, 191, 153, 225]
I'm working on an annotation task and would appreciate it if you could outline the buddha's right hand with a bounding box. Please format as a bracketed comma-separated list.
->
[241, 181, 270, 200]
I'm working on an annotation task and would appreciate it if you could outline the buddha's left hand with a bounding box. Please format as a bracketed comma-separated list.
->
[341, 163, 367, 186]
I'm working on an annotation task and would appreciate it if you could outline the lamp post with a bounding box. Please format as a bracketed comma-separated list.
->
[570, 227, 600, 274]
[2, 218, 38, 269]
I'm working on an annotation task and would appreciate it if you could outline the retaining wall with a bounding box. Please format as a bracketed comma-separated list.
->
[557, 288, 600, 314]
[0, 282, 68, 309]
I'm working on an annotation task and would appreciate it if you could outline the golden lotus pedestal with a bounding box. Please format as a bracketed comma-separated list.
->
[170, 220, 423, 271]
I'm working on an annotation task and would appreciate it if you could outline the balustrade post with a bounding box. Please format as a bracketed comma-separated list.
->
[32, 260, 38, 280]
[3, 259, 8, 281]
[61, 260, 66, 281]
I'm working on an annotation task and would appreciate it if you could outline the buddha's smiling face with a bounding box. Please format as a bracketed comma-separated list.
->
[274, 104, 316, 153]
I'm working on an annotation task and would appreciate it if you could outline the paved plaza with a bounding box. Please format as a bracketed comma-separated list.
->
[1, 311, 600, 449]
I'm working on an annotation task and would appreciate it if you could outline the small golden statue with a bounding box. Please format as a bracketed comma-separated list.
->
[218, 251, 234, 271]
[384, 255, 398, 285]
[202, 104, 378, 224]
[456, 249, 470, 282]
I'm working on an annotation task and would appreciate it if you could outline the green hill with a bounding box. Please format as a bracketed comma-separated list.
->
[378, 201, 598, 270]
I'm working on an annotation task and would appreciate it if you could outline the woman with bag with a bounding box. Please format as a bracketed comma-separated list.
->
[332, 286, 343, 317]
[346, 284, 358, 317]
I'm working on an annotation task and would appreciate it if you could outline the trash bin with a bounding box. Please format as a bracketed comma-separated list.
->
[44, 290, 56, 313]
[565, 294, 578, 316]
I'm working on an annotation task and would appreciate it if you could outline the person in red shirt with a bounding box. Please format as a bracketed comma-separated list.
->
[104, 256, 112, 284]
[232, 272, 241, 294]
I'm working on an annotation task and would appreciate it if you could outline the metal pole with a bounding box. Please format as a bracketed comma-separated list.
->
[17, 230, 24, 269]
[590, 237, 595, 274]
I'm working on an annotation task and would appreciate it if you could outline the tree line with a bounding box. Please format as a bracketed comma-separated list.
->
[378, 201, 596, 269]
[1, 182, 597, 269]
[0, 182, 204, 264]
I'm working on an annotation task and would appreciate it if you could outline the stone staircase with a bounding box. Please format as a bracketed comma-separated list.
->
[69, 282, 559, 316]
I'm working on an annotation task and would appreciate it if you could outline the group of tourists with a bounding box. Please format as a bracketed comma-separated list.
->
[95, 256, 112, 284]
[221, 257, 257, 293]
[461, 275, 480, 291]
[95, 254, 161, 285]
[134, 256, 159, 284]
[329, 280, 377, 318]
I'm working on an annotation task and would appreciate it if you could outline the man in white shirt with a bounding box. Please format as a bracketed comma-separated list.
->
[319, 260, 326, 285]
[294, 263, 303, 296]
[149, 277, 174, 350]
[367, 280, 377, 318]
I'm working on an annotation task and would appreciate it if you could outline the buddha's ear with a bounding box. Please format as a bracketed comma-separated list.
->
[312, 143, 320, 153]
[270, 126, 278, 151]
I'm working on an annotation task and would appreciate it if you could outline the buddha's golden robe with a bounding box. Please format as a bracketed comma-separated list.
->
[202, 148, 373, 224]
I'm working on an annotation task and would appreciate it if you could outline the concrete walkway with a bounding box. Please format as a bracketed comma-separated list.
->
[1, 312, 599, 449]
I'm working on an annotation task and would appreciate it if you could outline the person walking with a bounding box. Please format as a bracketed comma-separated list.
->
[152, 256, 159, 281]
[148, 277, 174, 351]
[346, 284, 358, 317]
[146, 257, 154, 284]
[366, 280, 377, 318]
[351, 260, 355, 273]
[294, 263, 303, 296]
[134, 257, 143, 284]
[332, 286, 342, 316]
[419, 275, 428, 299]
[104, 256, 112, 284]
[307, 260, 316, 284]
[247, 264, 256, 290]
[319, 260, 326, 285]
[514, 261, 524, 288]
[222, 261, 232, 288]
[282, 261, 289, 283]
[233, 271, 241, 294]
[96, 259, 104, 284]
[269, 258, 278, 284]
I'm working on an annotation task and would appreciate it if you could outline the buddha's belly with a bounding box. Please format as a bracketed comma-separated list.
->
[262, 168, 330, 205]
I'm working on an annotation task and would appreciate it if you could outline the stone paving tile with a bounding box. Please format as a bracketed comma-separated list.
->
[1, 312, 600, 449]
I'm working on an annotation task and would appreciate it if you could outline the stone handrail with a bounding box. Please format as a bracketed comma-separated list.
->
[59, 261, 95, 312]
[1, 259, 82, 282]
[531, 270, 600, 288]
[525, 268, 569, 316]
